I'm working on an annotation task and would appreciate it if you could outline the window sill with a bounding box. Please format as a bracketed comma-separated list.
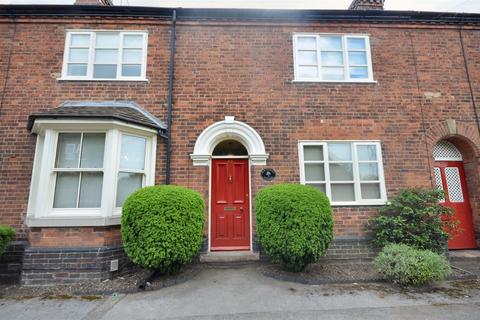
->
[26, 215, 121, 227]
[292, 79, 377, 84]
[57, 78, 149, 83]
[331, 201, 387, 207]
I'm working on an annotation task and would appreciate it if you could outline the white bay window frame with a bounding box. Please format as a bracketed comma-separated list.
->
[59, 30, 149, 81]
[292, 33, 375, 83]
[298, 140, 387, 206]
[27, 120, 157, 227]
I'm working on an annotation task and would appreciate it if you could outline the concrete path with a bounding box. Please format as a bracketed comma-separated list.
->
[1, 265, 480, 320]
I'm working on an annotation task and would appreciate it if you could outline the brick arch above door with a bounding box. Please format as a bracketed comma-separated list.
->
[190, 116, 269, 166]
[425, 120, 480, 162]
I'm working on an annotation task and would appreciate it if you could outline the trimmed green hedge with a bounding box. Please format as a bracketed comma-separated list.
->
[373, 244, 451, 286]
[121, 185, 205, 273]
[255, 184, 334, 272]
[0, 225, 15, 256]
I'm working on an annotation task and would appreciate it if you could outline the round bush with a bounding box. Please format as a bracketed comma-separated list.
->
[373, 244, 451, 286]
[255, 184, 334, 272]
[121, 185, 205, 272]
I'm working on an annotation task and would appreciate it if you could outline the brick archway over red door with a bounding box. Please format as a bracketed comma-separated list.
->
[425, 120, 480, 247]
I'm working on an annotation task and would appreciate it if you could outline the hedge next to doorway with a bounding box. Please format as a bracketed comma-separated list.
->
[121, 185, 205, 273]
[0, 225, 15, 256]
[255, 184, 334, 272]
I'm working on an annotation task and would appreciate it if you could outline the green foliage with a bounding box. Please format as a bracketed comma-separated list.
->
[373, 244, 451, 286]
[370, 188, 457, 253]
[255, 184, 334, 272]
[0, 225, 15, 256]
[121, 185, 205, 272]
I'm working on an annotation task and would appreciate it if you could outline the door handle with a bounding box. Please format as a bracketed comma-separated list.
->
[239, 207, 244, 212]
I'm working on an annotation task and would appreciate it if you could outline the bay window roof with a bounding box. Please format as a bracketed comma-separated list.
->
[27, 101, 166, 135]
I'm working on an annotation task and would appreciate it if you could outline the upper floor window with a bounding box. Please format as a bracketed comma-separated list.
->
[299, 141, 387, 205]
[61, 31, 148, 81]
[293, 34, 374, 83]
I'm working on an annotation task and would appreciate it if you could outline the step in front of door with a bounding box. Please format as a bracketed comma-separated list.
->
[199, 251, 260, 264]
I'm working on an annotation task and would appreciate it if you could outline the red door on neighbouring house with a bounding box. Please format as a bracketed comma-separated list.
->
[211, 159, 250, 250]
[434, 161, 477, 249]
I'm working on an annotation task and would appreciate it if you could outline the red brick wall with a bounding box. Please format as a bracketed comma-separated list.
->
[0, 17, 479, 247]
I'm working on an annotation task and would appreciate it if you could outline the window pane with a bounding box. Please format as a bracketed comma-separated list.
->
[347, 38, 366, 50]
[122, 49, 143, 64]
[328, 143, 352, 161]
[350, 66, 369, 79]
[67, 64, 87, 76]
[120, 135, 146, 170]
[122, 65, 142, 77]
[298, 66, 318, 79]
[297, 51, 317, 65]
[331, 184, 355, 202]
[96, 33, 119, 48]
[309, 183, 326, 194]
[95, 49, 118, 64]
[116, 172, 143, 207]
[361, 183, 381, 199]
[305, 163, 325, 181]
[123, 34, 144, 48]
[69, 48, 89, 63]
[321, 52, 343, 66]
[53, 172, 80, 208]
[348, 51, 367, 65]
[70, 34, 90, 47]
[359, 163, 379, 181]
[296, 37, 316, 50]
[319, 36, 342, 50]
[78, 173, 103, 208]
[80, 133, 105, 168]
[321, 67, 344, 80]
[55, 133, 81, 168]
[304, 145, 323, 161]
[357, 145, 377, 161]
[93, 65, 117, 79]
[329, 163, 353, 181]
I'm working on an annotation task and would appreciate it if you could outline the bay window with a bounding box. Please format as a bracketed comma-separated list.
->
[27, 121, 157, 227]
[299, 141, 387, 205]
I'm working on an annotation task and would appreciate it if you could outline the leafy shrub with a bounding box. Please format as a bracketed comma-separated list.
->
[370, 188, 457, 253]
[121, 185, 205, 273]
[255, 184, 334, 272]
[373, 243, 451, 286]
[0, 225, 15, 256]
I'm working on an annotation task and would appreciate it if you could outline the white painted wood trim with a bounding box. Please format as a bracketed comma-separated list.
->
[191, 116, 268, 166]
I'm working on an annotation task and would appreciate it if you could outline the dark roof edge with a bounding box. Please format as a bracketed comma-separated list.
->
[1, 5, 480, 25]
[27, 113, 167, 135]
[60, 100, 167, 130]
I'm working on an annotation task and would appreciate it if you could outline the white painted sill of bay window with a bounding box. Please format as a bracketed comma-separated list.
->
[26, 215, 121, 227]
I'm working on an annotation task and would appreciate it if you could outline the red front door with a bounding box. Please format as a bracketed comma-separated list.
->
[211, 159, 250, 250]
[434, 161, 477, 249]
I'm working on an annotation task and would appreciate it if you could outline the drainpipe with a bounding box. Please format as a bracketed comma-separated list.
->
[165, 9, 177, 185]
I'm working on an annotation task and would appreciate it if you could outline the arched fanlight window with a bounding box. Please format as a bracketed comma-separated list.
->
[433, 140, 463, 161]
[212, 140, 248, 156]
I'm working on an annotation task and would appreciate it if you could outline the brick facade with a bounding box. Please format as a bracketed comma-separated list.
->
[0, 7, 479, 283]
